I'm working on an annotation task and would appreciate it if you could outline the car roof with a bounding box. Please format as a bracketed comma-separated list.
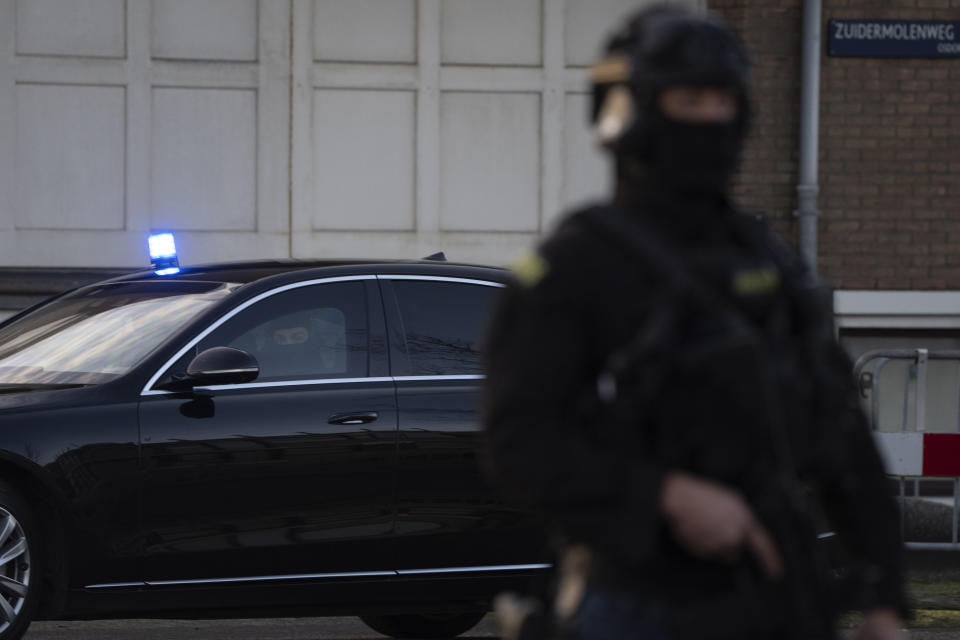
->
[103, 258, 508, 286]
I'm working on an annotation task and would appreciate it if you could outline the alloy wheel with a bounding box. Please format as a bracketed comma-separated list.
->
[0, 507, 30, 634]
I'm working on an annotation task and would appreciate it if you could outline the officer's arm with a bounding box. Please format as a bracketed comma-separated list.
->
[810, 326, 908, 618]
[660, 471, 783, 578]
[481, 244, 666, 561]
[762, 226, 907, 617]
[857, 608, 906, 640]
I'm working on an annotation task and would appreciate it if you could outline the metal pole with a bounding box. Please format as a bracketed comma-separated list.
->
[956, 360, 960, 433]
[873, 358, 889, 431]
[900, 478, 906, 542]
[953, 477, 959, 547]
[901, 361, 911, 432]
[916, 349, 929, 432]
[795, 0, 822, 275]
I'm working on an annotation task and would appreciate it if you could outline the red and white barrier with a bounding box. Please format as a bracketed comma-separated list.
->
[875, 432, 960, 477]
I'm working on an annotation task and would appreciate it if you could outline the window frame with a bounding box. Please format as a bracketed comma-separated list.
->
[378, 275, 504, 379]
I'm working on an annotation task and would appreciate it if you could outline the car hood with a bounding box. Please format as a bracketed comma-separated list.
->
[0, 385, 95, 412]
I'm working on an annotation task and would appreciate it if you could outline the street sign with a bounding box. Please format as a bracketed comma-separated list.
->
[829, 19, 960, 58]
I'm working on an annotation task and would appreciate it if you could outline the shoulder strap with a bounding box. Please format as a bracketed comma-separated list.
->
[571, 207, 708, 403]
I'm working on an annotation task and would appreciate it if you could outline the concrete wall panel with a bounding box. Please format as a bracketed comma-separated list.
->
[152, 0, 258, 61]
[16, 0, 125, 58]
[311, 89, 416, 231]
[313, 0, 416, 63]
[16, 84, 125, 230]
[151, 88, 257, 231]
[440, 91, 540, 232]
[441, 0, 541, 66]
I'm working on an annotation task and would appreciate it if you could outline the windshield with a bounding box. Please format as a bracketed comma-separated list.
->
[0, 281, 238, 386]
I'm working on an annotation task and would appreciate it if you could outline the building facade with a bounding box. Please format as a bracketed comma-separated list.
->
[714, 0, 960, 292]
[1, 0, 958, 341]
[711, 0, 960, 433]
[0, 0, 693, 276]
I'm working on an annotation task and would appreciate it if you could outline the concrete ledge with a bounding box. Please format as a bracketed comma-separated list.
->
[0, 267, 136, 316]
[835, 290, 960, 329]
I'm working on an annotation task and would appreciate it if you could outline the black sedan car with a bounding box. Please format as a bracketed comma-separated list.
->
[0, 258, 547, 640]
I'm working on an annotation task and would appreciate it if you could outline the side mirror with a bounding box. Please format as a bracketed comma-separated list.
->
[158, 346, 259, 391]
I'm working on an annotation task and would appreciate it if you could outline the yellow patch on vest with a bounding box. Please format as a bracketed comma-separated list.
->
[732, 267, 781, 296]
[511, 250, 550, 287]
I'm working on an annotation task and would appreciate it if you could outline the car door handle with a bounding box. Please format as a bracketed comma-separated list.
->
[328, 411, 380, 425]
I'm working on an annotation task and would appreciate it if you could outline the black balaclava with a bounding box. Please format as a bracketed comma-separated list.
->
[591, 6, 751, 205]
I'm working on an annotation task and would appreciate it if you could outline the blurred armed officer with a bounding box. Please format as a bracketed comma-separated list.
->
[482, 6, 907, 640]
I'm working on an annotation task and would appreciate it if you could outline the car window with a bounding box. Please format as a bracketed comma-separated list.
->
[391, 280, 497, 376]
[166, 281, 369, 384]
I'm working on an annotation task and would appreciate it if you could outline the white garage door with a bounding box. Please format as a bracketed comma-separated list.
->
[0, 0, 701, 269]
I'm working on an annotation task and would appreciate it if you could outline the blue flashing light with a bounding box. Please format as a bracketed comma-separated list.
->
[148, 233, 177, 260]
[148, 232, 180, 274]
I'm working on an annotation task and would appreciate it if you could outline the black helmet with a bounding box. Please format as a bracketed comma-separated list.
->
[590, 5, 751, 159]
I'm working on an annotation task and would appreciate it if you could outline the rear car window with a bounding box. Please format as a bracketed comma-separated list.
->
[391, 280, 497, 376]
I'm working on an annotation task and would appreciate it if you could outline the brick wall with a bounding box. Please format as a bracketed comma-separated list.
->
[710, 0, 960, 290]
[710, 0, 802, 246]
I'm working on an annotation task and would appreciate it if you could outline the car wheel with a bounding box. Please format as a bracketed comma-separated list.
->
[0, 483, 39, 640]
[360, 611, 486, 638]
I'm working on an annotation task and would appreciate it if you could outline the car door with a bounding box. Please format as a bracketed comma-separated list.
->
[137, 276, 398, 584]
[381, 275, 547, 574]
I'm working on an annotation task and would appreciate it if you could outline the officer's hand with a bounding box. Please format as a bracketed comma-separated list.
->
[856, 608, 906, 640]
[660, 471, 783, 579]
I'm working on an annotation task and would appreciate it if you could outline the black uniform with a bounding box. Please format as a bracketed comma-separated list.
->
[482, 185, 906, 638]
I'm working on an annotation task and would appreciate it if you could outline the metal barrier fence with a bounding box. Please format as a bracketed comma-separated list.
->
[854, 349, 960, 550]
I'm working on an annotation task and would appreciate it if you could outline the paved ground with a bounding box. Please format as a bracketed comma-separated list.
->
[23, 615, 500, 640]
[22, 614, 960, 640]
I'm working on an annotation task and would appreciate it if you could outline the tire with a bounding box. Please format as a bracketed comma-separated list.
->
[0, 482, 40, 640]
[360, 611, 486, 638]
